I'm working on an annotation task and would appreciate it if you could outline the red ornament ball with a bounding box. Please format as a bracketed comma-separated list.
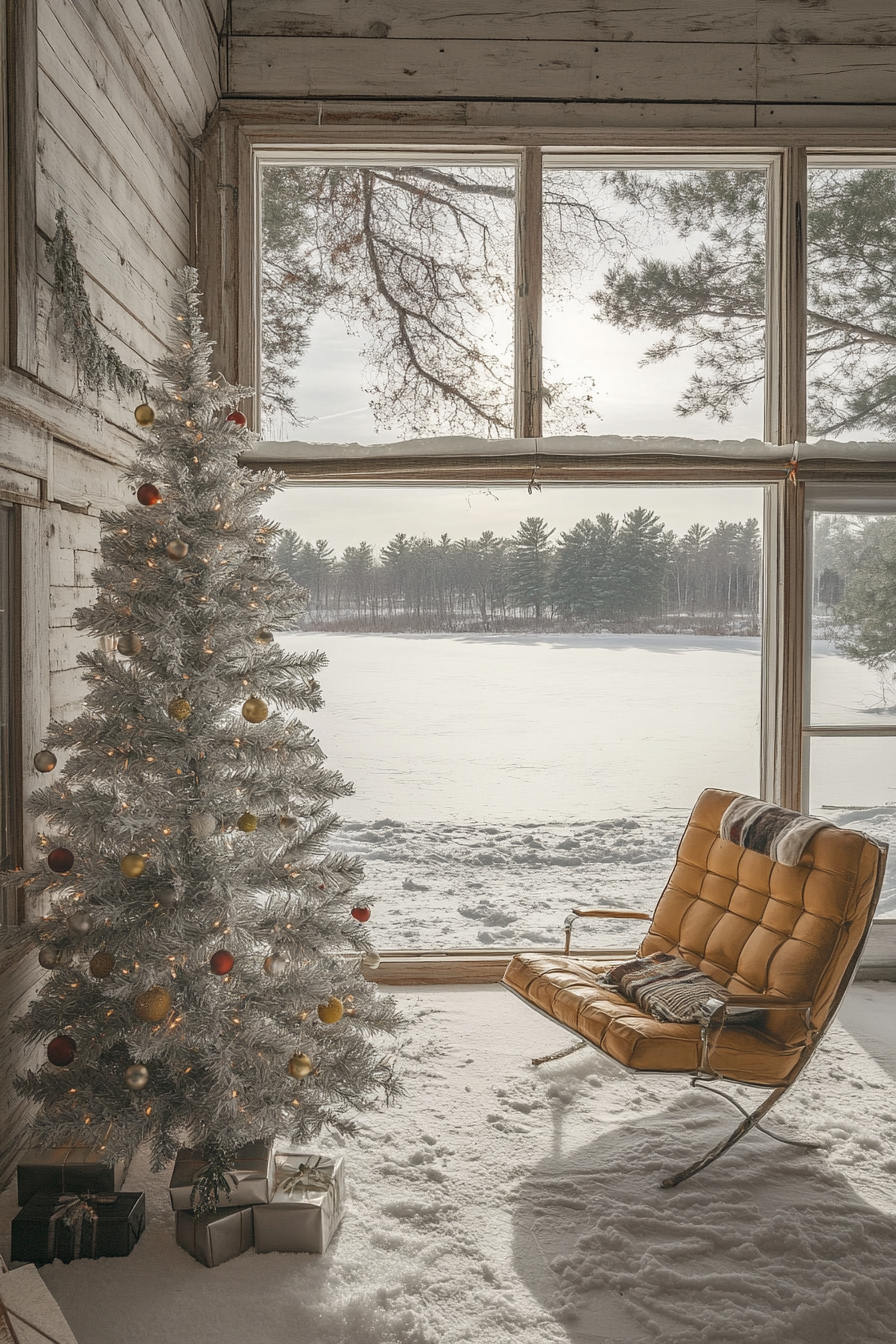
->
[47, 1035, 77, 1067]
[47, 847, 74, 873]
[136, 483, 163, 507]
[351, 905, 371, 923]
[209, 949, 235, 976]
[226, 410, 247, 427]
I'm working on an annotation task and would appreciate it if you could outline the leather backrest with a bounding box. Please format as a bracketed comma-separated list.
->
[639, 788, 884, 1038]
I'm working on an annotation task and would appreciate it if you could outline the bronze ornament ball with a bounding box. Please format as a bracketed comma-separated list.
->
[48, 848, 74, 873]
[209, 948, 235, 976]
[236, 812, 258, 833]
[136, 482, 163, 507]
[34, 750, 57, 773]
[38, 945, 61, 970]
[117, 633, 143, 657]
[278, 815, 298, 834]
[47, 1035, 77, 1067]
[89, 951, 115, 979]
[125, 1063, 149, 1090]
[155, 884, 177, 909]
[263, 952, 287, 977]
[254, 629, 274, 645]
[134, 985, 172, 1022]
[66, 910, 93, 936]
[317, 996, 344, 1025]
[287, 1051, 313, 1080]
[167, 695, 192, 721]
[120, 853, 146, 879]
[134, 403, 155, 427]
[166, 539, 189, 561]
[241, 696, 269, 724]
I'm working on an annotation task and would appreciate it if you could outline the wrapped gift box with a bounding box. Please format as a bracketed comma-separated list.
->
[175, 1206, 254, 1268]
[0, 1263, 80, 1344]
[17, 1143, 129, 1206]
[10, 1193, 145, 1267]
[168, 1142, 273, 1211]
[253, 1153, 344, 1255]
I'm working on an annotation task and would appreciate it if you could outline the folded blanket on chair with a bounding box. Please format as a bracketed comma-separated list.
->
[719, 794, 828, 866]
[596, 952, 729, 1024]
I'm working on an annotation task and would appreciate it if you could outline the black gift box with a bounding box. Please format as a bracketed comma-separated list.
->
[17, 1143, 128, 1206]
[11, 1192, 145, 1266]
[175, 1206, 254, 1268]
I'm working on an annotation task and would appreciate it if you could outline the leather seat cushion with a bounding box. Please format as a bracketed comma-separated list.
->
[504, 952, 805, 1086]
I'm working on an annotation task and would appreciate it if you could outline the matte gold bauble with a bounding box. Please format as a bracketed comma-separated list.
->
[134, 403, 155, 427]
[89, 951, 115, 979]
[263, 952, 287, 976]
[34, 751, 57, 772]
[317, 996, 344, 1025]
[168, 696, 192, 721]
[287, 1051, 313, 1080]
[241, 697, 269, 724]
[255, 629, 274, 645]
[134, 985, 172, 1022]
[237, 812, 258, 833]
[120, 853, 146, 879]
[166, 539, 189, 561]
[117, 633, 143, 657]
[125, 1063, 149, 1090]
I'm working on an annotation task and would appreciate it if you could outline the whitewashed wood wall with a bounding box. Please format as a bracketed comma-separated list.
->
[0, 0, 222, 1186]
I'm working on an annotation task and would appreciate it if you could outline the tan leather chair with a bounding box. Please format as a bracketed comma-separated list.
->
[503, 788, 888, 1186]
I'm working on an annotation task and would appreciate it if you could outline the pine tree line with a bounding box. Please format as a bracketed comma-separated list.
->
[274, 508, 762, 634]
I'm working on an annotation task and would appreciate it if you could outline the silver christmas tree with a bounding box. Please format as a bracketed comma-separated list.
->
[7, 269, 401, 1184]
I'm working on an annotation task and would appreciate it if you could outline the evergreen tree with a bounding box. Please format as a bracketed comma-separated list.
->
[613, 508, 668, 619]
[552, 514, 617, 621]
[508, 517, 555, 621]
[829, 516, 896, 676]
[6, 271, 400, 1189]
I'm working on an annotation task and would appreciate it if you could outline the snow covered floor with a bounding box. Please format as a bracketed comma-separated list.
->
[3, 982, 894, 1344]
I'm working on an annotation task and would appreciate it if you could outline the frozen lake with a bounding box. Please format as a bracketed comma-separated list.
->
[279, 633, 896, 944]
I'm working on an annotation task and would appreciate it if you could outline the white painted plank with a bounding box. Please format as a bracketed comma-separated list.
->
[227, 36, 758, 101]
[0, 414, 50, 482]
[98, 0, 216, 136]
[758, 43, 896, 103]
[0, 366, 136, 466]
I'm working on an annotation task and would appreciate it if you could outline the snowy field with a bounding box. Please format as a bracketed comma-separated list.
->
[280, 633, 896, 944]
[6, 981, 894, 1344]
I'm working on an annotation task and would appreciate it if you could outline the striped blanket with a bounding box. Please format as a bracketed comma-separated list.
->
[720, 795, 828, 867]
[597, 952, 729, 1024]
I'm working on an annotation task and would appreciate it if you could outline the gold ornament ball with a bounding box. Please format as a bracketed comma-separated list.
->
[120, 853, 146, 879]
[89, 951, 115, 979]
[237, 812, 258, 833]
[255, 629, 274, 645]
[134, 985, 172, 1023]
[168, 696, 192, 722]
[134, 403, 155, 427]
[263, 952, 287, 977]
[117, 633, 143, 657]
[241, 696, 269, 724]
[124, 1064, 149, 1090]
[34, 750, 57, 773]
[317, 996, 344, 1025]
[287, 1051, 313, 1080]
[166, 539, 189, 562]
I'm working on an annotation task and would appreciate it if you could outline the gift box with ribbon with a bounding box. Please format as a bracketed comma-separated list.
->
[175, 1206, 254, 1269]
[16, 1137, 129, 1206]
[10, 1192, 145, 1266]
[168, 1143, 273, 1211]
[253, 1153, 344, 1255]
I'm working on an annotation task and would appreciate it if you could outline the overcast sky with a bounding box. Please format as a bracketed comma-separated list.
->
[262, 483, 766, 554]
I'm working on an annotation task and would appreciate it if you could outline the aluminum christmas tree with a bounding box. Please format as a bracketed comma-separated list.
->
[7, 269, 401, 1183]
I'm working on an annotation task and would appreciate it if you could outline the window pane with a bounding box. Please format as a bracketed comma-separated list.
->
[260, 162, 516, 442]
[806, 738, 896, 915]
[810, 513, 896, 725]
[807, 166, 896, 443]
[541, 167, 767, 439]
[266, 484, 764, 949]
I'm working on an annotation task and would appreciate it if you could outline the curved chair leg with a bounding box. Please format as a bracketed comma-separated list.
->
[661, 1082, 821, 1188]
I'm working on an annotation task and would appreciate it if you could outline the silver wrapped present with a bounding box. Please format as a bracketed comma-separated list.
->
[175, 1206, 254, 1268]
[253, 1153, 344, 1255]
[0, 1263, 80, 1344]
[168, 1142, 273, 1211]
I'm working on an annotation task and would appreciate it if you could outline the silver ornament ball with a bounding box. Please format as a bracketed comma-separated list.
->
[34, 750, 57, 773]
[190, 812, 217, 839]
[263, 952, 287, 977]
[124, 1064, 149, 1091]
[66, 911, 94, 936]
[38, 945, 60, 969]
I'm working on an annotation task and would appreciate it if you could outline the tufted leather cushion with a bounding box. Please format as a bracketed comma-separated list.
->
[504, 788, 884, 1086]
